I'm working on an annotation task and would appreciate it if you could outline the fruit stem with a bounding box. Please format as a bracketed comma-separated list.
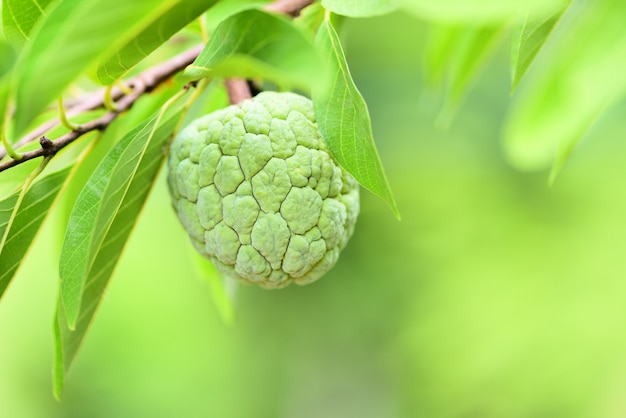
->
[224, 78, 252, 104]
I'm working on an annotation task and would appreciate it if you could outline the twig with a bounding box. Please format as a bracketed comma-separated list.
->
[224, 79, 252, 104]
[0, 45, 202, 172]
[0, 0, 315, 172]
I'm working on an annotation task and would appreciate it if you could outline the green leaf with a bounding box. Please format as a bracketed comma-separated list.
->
[184, 9, 324, 91]
[0, 166, 71, 299]
[54, 97, 186, 398]
[510, 3, 569, 92]
[313, 18, 399, 219]
[2, 0, 54, 44]
[401, 0, 568, 23]
[12, 0, 180, 136]
[97, 0, 219, 84]
[503, 0, 626, 172]
[321, 0, 400, 17]
[424, 23, 506, 124]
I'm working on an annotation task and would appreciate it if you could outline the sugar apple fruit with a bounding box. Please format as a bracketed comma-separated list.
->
[167, 91, 359, 289]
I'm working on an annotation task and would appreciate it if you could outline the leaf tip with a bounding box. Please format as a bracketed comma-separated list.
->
[510, 77, 521, 95]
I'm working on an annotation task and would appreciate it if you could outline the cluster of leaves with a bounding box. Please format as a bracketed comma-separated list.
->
[0, 0, 398, 397]
[0, 0, 624, 397]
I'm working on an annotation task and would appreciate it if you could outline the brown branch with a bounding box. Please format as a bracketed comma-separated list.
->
[0, 0, 315, 172]
[224, 79, 252, 104]
[0, 45, 202, 172]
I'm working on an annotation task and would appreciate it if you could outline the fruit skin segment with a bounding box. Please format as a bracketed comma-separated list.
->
[168, 92, 360, 288]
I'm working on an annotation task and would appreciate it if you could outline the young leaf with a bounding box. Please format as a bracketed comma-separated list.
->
[510, 3, 569, 92]
[0, 166, 71, 299]
[97, 0, 219, 84]
[321, 0, 400, 17]
[54, 97, 186, 397]
[12, 0, 180, 136]
[503, 0, 626, 172]
[401, 0, 568, 23]
[184, 9, 324, 91]
[2, 0, 54, 44]
[313, 17, 400, 219]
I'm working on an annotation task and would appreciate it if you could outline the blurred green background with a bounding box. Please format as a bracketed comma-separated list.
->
[3, 10, 626, 418]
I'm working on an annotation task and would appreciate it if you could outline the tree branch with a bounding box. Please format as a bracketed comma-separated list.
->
[0, 0, 315, 173]
[0, 46, 202, 172]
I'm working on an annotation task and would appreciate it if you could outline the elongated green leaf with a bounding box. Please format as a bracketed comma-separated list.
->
[504, 0, 626, 172]
[2, 0, 54, 44]
[401, 0, 568, 23]
[313, 19, 399, 219]
[184, 9, 323, 91]
[424, 23, 505, 124]
[12, 0, 179, 136]
[0, 166, 71, 298]
[97, 0, 218, 84]
[55, 98, 186, 397]
[59, 99, 185, 329]
[510, 3, 569, 92]
[322, 0, 399, 17]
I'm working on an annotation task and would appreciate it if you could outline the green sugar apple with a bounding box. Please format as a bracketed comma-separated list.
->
[167, 91, 359, 289]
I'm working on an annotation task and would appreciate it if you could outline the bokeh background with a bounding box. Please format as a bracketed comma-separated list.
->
[3, 10, 626, 418]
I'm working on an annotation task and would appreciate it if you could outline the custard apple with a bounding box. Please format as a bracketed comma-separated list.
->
[167, 91, 359, 289]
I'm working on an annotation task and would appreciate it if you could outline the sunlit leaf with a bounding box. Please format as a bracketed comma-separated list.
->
[184, 9, 324, 91]
[2, 0, 54, 44]
[313, 18, 399, 219]
[0, 166, 71, 299]
[510, 3, 569, 92]
[54, 97, 186, 398]
[322, 0, 400, 17]
[97, 0, 219, 84]
[401, 0, 568, 23]
[12, 0, 180, 136]
[503, 0, 626, 172]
